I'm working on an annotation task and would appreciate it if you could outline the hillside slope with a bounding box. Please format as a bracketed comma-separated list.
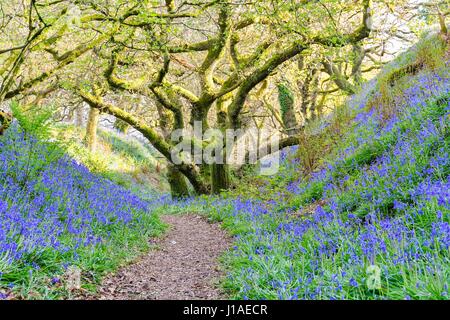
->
[52, 125, 169, 196]
[173, 34, 450, 300]
[0, 125, 165, 299]
[1, 33, 448, 301]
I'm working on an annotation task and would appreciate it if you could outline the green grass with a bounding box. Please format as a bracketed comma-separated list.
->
[3, 213, 166, 299]
[52, 124, 169, 194]
[165, 34, 450, 300]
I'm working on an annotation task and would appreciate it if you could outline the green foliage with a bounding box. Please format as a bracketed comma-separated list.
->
[162, 35, 450, 300]
[53, 125, 167, 195]
[214, 94, 449, 300]
[10, 101, 53, 139]
[6, 103, 65, 188]
[277, 83, 294, 118]
[0, 123, 167, 299]
[415, 34, 448, 70]
[338, 140, 387, 174]
[3, 213, 165, 299]
[296, 130, 328, 176]
[373, 34, 448, 120]
[98, 130, 157, 165]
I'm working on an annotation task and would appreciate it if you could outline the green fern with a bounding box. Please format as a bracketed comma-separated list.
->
[10, 101, 53, 139]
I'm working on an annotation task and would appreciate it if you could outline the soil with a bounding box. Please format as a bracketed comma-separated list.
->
[96, 214, 232, 300]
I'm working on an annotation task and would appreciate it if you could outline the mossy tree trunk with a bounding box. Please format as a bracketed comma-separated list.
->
[210, 96, 231, 194]
[114, 118, 130, 134]
[75, 105, 84, 127]
[278, 82, 300, 136]
[351, 44, 364, 85]
[84, 107, 100, 151]
[77, 0, 374, 197]
[322, 59, 357, 95]
[156, 101, 190, 199]
[297, 59, 320, 121]
[79, 90, 210, 195]
[167, 165, 190, 198]
[0, 110, 12, 136]
[211, 163, 230, 194]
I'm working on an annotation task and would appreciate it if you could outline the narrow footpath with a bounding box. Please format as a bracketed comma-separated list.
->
[97, 214, 232, 300]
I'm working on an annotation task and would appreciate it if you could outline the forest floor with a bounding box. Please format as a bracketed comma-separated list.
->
[95, 214, 231, 300]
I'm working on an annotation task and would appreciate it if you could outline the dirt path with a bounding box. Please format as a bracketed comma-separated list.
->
[97, 214, 232, 300]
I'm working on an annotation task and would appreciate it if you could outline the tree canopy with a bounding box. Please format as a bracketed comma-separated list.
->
[1, 0, 448, 196]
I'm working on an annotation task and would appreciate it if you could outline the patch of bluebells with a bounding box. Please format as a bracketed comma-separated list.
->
[178, 65, 450, 299]
[0, 126, 160, 283]
[259, 68, 450, 202]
